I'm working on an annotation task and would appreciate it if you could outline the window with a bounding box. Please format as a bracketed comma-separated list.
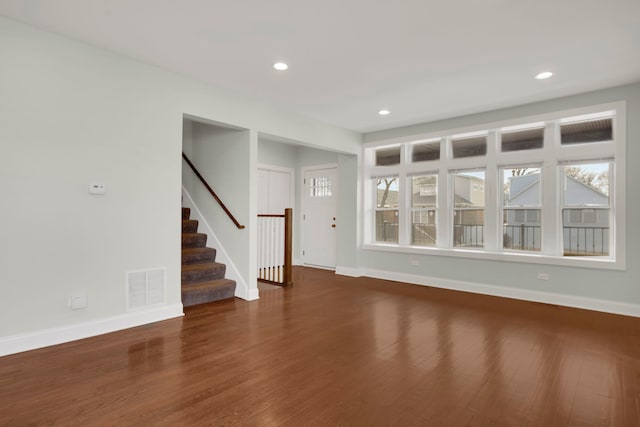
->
[501, 126, 544, 152]
[561, 162, 611, 256]
[452, 135, 487, 158]
[453, 170, 485, 247]
[501, 167, 542, 252]
[375, 177, 399, 243]
[309, 176, 332, 197]
[412, 141, 440, 162]
[363, 103, 624, 269]
[561, 118, 612, 145]
[411, 174, 437, 246]
[376, 147, 400, 166]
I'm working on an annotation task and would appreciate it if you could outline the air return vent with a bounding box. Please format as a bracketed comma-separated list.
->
[127, 268, 165, 311]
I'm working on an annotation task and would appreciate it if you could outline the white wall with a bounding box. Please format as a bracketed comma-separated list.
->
[359, 83, 640, 313]
[0, 16, 360, 353]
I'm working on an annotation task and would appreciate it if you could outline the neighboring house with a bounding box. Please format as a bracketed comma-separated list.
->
[505, 174, 609, 254]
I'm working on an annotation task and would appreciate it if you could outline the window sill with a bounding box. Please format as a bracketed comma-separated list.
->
[362, 243, 625, 271]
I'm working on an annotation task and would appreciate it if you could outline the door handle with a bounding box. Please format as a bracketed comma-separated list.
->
[331, 224, 336, 228]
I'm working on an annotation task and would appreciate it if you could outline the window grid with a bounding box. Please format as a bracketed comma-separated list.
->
[364, 105, 621, 266]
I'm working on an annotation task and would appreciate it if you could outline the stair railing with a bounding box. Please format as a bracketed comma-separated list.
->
[182, 152, 245, 229]
[257, 208, 293, 286]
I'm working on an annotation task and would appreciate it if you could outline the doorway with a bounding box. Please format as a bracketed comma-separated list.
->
[302, 165, 338, 268]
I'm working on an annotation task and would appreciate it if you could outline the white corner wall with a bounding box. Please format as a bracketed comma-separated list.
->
[0, 16, 360, 355]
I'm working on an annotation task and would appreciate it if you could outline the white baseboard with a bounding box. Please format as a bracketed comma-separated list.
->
[360, 268, 640, 318]
[335, 266, 364, 277]
[0, 303, 184, 357]
[182, 187, 255, 301]
[245, 288, 260, 301]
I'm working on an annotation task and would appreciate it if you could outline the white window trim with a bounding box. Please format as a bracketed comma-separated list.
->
[499, 165, 543, 253]
[362, 101, 626, 271]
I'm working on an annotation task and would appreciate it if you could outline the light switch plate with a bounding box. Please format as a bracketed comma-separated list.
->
[89, 183, 106, 195]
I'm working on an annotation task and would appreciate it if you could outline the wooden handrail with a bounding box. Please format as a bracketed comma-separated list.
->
[182, 152, 245, 229]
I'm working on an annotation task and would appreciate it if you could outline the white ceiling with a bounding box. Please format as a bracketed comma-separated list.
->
[1, 0, 639, 133]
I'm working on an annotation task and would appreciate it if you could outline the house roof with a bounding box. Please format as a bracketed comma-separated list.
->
[507, 174, 608, 206]
[1, 1, 638, 133]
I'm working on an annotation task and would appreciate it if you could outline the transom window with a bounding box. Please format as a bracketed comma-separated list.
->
[363, 103, 625, 269]
[309, 176, 332, 197]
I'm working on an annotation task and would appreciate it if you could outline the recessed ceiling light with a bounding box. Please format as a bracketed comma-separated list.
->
[535, 71, 553, 80]
[378, 109, 391, 116]
[273, 62, 288, 71]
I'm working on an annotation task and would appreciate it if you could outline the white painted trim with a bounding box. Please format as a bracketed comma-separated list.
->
[302, 264, 335, 271]
[335, 266, 364, 277]
[182, 187, 255, 301]
[0, 303, 183, 357]
[361, 243, 624, 271]
[246, 288, 260, 301]
[361, 267, 640, 318]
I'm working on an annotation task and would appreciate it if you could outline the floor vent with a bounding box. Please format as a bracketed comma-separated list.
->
[127, 268, 165, 311]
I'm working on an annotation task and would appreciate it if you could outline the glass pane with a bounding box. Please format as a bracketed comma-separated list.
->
[503, 167, 541, 206]
[411, 174, 437, 247]
[453, 170, 485, 247]
[501, 127, 544, 152]
[376, 177, 398, 208]
[411, 174, 437, 208]
[376, 147, 401, 166]
[503, 209, 542, 251]
[412, 142, 440, 162]
[411, 210, 436, 246]
[454, 171, 485, 208]
[502, 168, 541, 251]
[375, 210, 399, 243]
[309, 176, 332, 197]
[561, 118, 612, 145]
[563, 163, 610, 205]
[562, 208, 609, 256]
[452, 136, 487, 158]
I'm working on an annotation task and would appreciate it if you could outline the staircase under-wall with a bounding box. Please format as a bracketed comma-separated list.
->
[181, 207, 236, 307]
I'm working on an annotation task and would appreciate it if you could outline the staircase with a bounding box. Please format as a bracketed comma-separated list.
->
[181, 207, 236, 307]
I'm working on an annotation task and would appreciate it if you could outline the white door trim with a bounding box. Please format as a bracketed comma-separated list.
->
[301, 163, 338, 268]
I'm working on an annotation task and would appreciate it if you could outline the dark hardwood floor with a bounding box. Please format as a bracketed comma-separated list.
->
[1, 267, 639, 426]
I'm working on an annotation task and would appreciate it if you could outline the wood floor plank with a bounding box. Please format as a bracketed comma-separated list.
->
[1, 266, 640, 426]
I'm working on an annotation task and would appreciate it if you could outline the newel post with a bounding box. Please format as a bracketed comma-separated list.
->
[283, 208, 293, 286]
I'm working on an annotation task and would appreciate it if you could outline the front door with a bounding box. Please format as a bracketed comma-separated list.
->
[302, 166, 338, 268]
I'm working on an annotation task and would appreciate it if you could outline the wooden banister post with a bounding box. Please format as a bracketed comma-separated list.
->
[283, 208, 293, 286]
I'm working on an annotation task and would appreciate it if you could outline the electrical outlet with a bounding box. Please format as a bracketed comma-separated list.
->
[537, 273, 549, 281]
[69, 292, 88, 310]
